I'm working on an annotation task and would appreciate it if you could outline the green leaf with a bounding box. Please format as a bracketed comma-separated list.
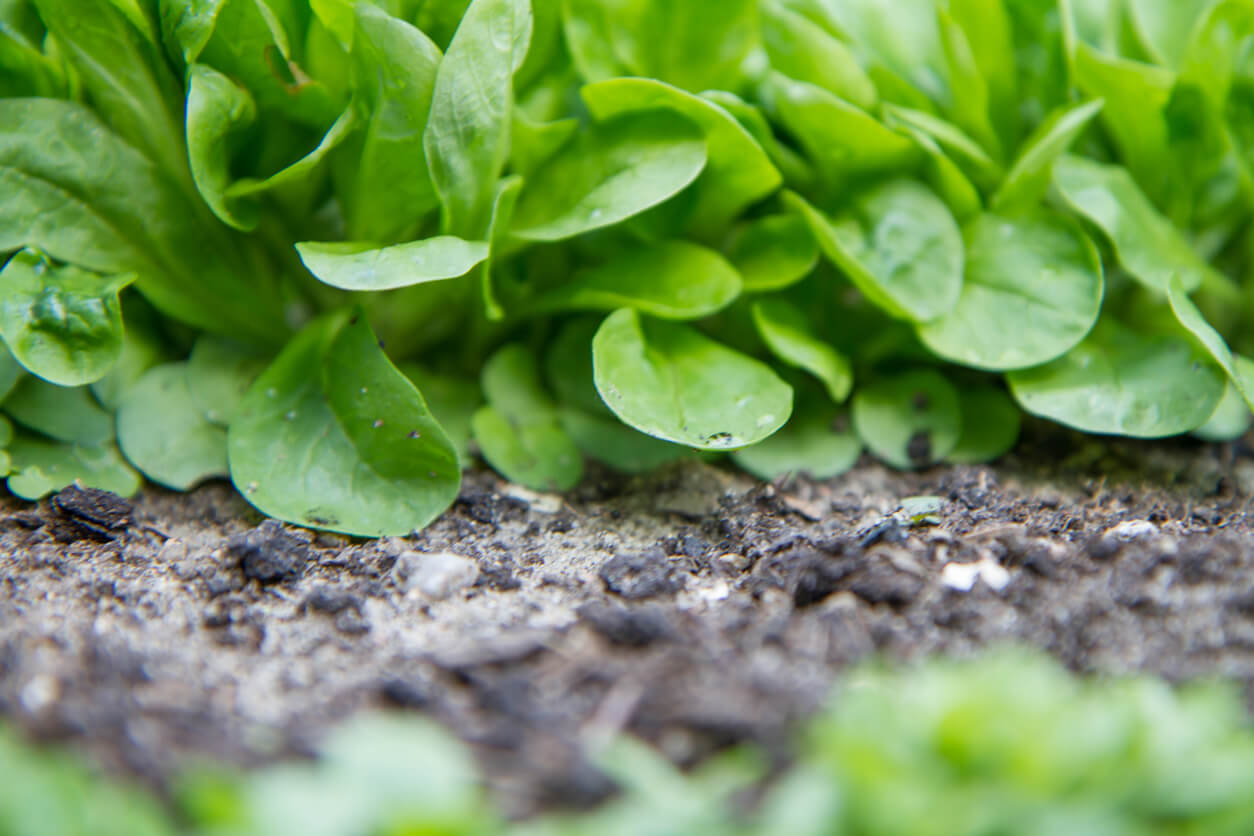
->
[1127, 0, 1214, 67]
[991, 99, 1103, 212]
[510, 111, 708, 242]
[937, 7, 1000, 159]
[186, 336, 267, 426]
[852, 369, 962, 469]
[424, 0, 532, 237]
[580, 78, 782, 234]
[32, 0, 188, 183]
[559, 407, 686, 474]
[527, 241, 742, 320]
[882, 105, 1004, 191]
[1052, 155, 1224, 293]
[947, 385, 1021, 464]
[7, 435, 140, 500]
[116, 363, 227, 490]
[1168, 278, 1254, 410]
[4, 377, 113, 445]
[90, 298, 170, 412]
[296, 237, 489, 291]
[472, 344, 582, 491]
[731, 401, 861, 480]
[545, 316, 611, 415]
[764, 73, 920, 188]
[159, 0, 226, 64]
[0, 249, 135, 386]
[630, 0, 757, 93]
[1008, 319, 1227, 437]
[917, 212, 1104, 370]
[728, 214, 820, 293]
[478, 175, 523, 320]
[228, 311, 461, 536]
[338, 3, 442, 243]
[185, 62, 259, 231]
[786, 180, 964, 323]
[893, 120, 983, 222]
[0, 99, 287, 344]
[751, 299, 853, 403]
[592, 308, 793, 449]
[760, 0, 877, 109]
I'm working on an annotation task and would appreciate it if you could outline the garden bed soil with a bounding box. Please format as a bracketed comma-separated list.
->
[4, 424, 1254, 817]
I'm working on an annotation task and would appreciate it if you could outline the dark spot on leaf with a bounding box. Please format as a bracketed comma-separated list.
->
[408, 430, 422, 439]
[348, 314, 359, 325]
[911, 392, 930, 411]
[907, 431, 932, 465]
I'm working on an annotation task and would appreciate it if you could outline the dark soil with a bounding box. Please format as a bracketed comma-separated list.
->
[4, 424, 1254, 817]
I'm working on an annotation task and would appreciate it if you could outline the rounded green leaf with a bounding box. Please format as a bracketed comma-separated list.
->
[1193, 380, 1252, 442]
[731, 403, 861, 480]
[580, 78, 781, 233]
[751, 299, 853, 403]
[7, 435, 140, 500]
[4, 377, 113, 444]
[296, 237, 490, 291]
[117, 364, 228, 490]
[186, 62, 260, 231]
[728, 215, 820, 293]
[510, 111, 708, 242]
[399, 365, 482, 468]
[1008, 320, 1226, 437]
[228, 311, 461, 536]
[1052, 155, 1222, 293]
[852, 370, 962, 469]
[527, 241, 742, 320]
[473, 344, 582, 491]
[787, 180, 964, 323]
[947, 386, 1022, 464]
[0, 249, 135, 387]
[592, 308, 793, 449]
[917, 212, 1103, 370]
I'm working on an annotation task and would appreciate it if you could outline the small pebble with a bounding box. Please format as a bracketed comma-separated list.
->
[941, 559, 1011, 592]
[395, 550, 480, 600]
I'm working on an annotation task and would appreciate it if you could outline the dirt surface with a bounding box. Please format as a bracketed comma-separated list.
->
[4, 424, 1254, 817]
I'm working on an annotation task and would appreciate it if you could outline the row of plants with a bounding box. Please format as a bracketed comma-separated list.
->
[8, 651, 1254, 835]
[3, 0, 1254, 534]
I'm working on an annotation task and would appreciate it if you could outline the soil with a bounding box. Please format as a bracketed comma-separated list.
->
[4, 423, 1254, 818]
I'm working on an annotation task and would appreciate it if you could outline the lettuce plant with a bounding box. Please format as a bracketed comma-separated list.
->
[2, 0, 1253, 534]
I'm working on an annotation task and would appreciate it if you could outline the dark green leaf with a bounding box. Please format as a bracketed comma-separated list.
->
[731, 401, 861, 480]
[117, 363, 228, 490]
[947, 385, 1021, 464]
[852, 369, 962, 469]
[751, 299, 853, 403]
[186, 336, 267, 426]
[4, 377, 113, 444]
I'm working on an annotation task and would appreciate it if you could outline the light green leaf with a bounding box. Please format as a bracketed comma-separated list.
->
[751, 299, 853, 403]
[1052, 155, 1224, 293]
[580, 78, 781, 233]
[947, 385, 1021, 464]
[991, 99, 1103, 212]
[424, 0, 532, 237]
[760, 0, 877, 110]
[117, 363, 227, 490]
[1193, 379, 1252, 442]
[338, 3, 442, 242]
[186, 336, 267, 426]
[7, 436, 140, 500]
[1008, 319, 1226, 437]
[731, 401, 861, 480]
[882, 105, 1004, 191]
[592, 308, 793, 449]
[0, 249, 135, 386]
[228, 311, 461, 536]
[90, 299, 169, 411]
[937, 7, 1000, 159]
[527, 241, 741, 320]
[631, 0, 757, 92]
[728, 214, 820, 293]
[894, 121, 983, 222]
[472, 344, 582, 491]
[510, 111, 707, 242]
[296, 237, 489, 291]
[1127, 0, 1214, 67]
[1168, 278, 1254, 410]
[4, 377, 113, 445]
[765, 73, 919, 188]
[917, 212, 1103, 370]
[786, 180, 964, 323]
[852, 369, 962, 469]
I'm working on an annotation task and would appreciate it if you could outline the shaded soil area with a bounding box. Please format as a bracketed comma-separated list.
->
[4, 425, 1254, 817]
